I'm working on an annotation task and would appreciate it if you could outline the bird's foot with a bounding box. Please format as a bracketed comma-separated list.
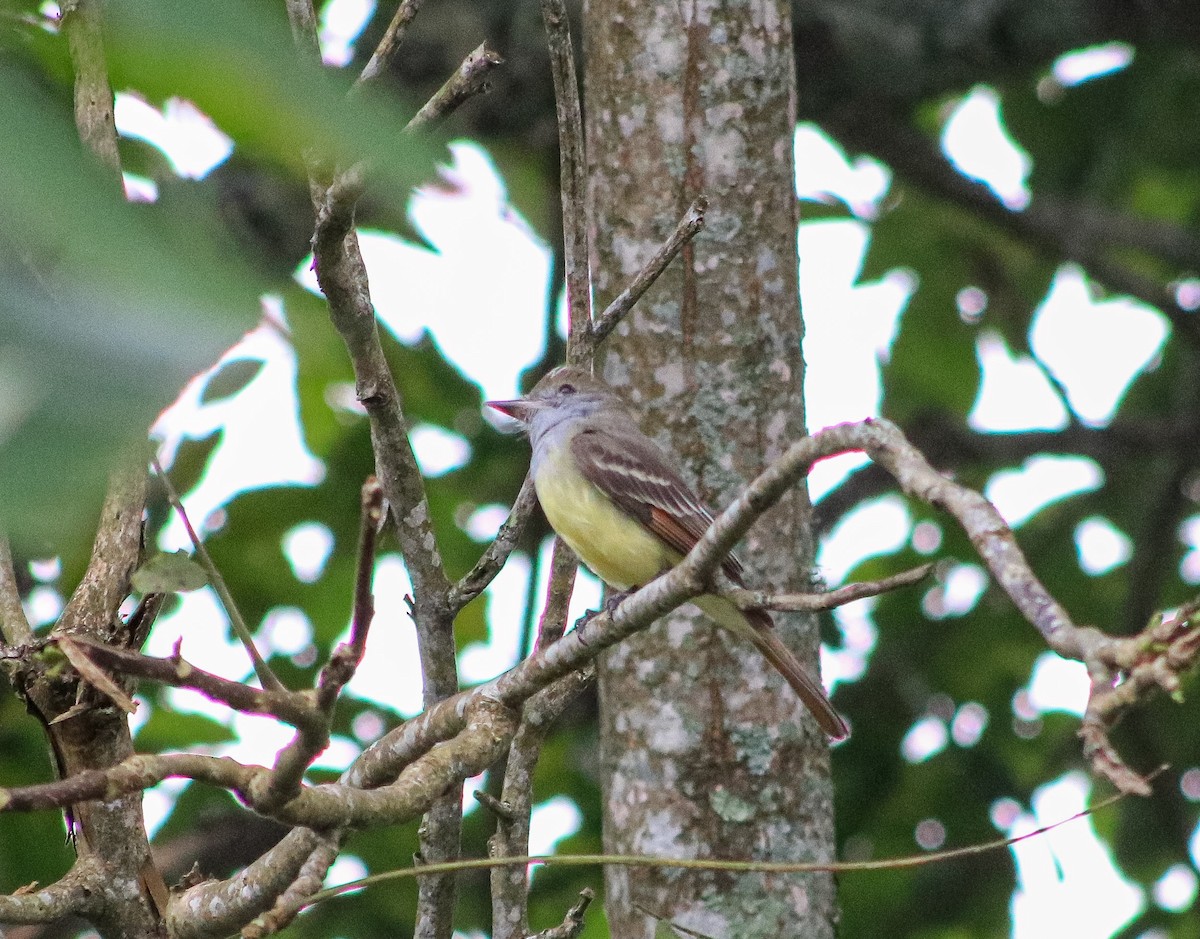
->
[573, 588, 636, 636]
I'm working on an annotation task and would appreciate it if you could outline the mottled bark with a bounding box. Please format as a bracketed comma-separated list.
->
[584, 1, 838, 936]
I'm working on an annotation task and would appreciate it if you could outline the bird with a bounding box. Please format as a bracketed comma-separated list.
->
[487, 364, 848, 740]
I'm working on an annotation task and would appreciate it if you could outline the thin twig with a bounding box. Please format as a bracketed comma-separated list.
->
[358, 0, 425, 86]
[449, 475, 539, 612]
[152, 456, 284, 692]
[724, 563, 932, 613]
[259, 478, 387, 812]
[326, 43, 505, 223]
[406, 43, 504, 134]
[587, 197, 709, 355]
[525, 888, 595, 939]
[473, 789, 516, 822]
[539, 0, 591, 356]
[66, 637, 312, 725]
[0, 535, 33, 647]
[534, 539, 578, 649]
[319, 475, 384, 704]
[0, 750, 264, 813]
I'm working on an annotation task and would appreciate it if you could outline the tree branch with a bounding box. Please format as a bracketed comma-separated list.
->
[240, 834, 341, 939]
[0, 534, 33, 647]
[0, 752, 263, 814]
[448, 476, 539, 613]
[724, 563, 932, 613]
[153, 455, 283, 692]
[60, 0, 119, 173]
[287, 11, 477, 926]
[539, 0, 591, 356]
[489, 543, 585, 938]
[524, 887, 595, 939]
[64, 638, 312, 725]
[586, 197, 709, 356]
[0, 859, 102, 925]
[57, 454, 145, 644]
[406, 43, 504, 134]
[357, 0, 425, 86]
[167, 828, 325, 939]
[257, 477, 385, 813]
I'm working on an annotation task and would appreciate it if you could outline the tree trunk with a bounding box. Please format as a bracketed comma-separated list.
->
[584, 1, 838, 936]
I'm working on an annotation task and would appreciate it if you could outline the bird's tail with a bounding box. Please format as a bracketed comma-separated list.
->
[693, 594, 849, 741]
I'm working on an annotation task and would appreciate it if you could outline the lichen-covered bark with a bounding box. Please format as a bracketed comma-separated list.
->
[584, 1, 837, 936]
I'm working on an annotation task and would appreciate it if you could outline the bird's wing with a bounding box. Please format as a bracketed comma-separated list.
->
[570, 425, 746, 584]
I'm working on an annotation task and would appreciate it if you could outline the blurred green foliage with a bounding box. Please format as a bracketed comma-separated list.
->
[1, 2, 1199, 939]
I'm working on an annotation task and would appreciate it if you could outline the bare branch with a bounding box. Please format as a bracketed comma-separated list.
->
[358, 0, 425, 86]
[473, 788, 516, 821]
[336, 476, 385, 679]
[525, 888, 595, 939]
[724, 563, 932, 613]
[534, 539, 578, 650]
[167, 829, 325, 939]
[257, 478, 385, 814]
[153, 456, 284, 692]
[361, 40, 513, 919]
[449, 475, 539, 612]
[587, 197, 709, 355]
[60, 0, 119, 173]
[283, 0, 320, 60]
[1078, 597, 1200, 793]
[406, 43, 504, 135]
[66, 637, 312, 725]
[57, 636, 137, 714]
[539, 0, 591, 355]
[240, 834, 341, 939]
[0, 859, 102, 924]
[0, 534, 33, 647]
[490, 667, 594, 939]
[0, 752, 263, 813]
[415, 794, 460, 939]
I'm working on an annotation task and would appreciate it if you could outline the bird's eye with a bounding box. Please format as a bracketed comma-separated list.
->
[559, 383, 576, 395]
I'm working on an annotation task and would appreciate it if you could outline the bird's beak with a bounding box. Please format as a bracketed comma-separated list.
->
[485, 397, 537, 425]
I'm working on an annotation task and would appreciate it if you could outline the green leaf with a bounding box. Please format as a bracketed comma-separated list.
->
[134, 708, 235, 751]
[0, 65, 263, 557]
[132, 551, 209, 593]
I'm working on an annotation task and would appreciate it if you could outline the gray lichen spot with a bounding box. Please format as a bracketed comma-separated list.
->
[710, 785, 757, 822]
[730, 722, 777, 776]
[404, 502, 428, 529]
[655, 360, 687, 397]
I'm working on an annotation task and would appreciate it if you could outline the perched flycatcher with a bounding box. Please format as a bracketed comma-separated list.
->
[487, 365, 848, 740]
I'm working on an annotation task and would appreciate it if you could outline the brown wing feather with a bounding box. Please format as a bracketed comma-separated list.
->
[571, 426, 745, 584]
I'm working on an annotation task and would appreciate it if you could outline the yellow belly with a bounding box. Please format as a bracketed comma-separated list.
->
[533, 443, 671, 589]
